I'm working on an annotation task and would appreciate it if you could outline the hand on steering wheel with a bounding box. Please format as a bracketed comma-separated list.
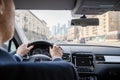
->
[49, 45, 63, 59]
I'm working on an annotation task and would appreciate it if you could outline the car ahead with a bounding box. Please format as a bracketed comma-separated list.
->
[1, 0, 120, 80]
[80, 38, 86, 43]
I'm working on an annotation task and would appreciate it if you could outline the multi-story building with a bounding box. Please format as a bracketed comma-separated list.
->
[78, 11, 120, 41]
[106, 11, 120, 41]
[67, 26, 79, 41]
[51, 24, 67, 41]
[15, 10, 49, 41]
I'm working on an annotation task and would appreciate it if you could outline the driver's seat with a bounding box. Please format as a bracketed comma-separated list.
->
[0, 61, 78, 80]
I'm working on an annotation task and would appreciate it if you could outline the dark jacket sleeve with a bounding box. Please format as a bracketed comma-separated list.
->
[13, 55, 22, 62]
[53, 58, 63, 61]
[0, 49, 17, 63]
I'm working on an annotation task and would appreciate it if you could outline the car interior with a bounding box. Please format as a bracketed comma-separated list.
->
[1, 0, 120, 80]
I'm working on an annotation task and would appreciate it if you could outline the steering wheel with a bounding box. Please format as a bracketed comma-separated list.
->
[27, 41, 53, 62]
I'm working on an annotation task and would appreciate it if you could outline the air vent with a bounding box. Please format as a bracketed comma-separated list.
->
[96, 55, 105, 63]
[62, 53, 71, 62]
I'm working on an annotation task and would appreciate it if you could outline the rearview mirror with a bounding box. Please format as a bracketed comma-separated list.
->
[71, 18, 99, 27]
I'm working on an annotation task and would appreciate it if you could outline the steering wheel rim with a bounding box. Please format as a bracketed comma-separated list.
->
[28, 41, 53, 62]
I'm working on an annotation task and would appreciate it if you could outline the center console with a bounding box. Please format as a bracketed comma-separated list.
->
[72, 53, 97, 80]
[72, 53, 94, 73]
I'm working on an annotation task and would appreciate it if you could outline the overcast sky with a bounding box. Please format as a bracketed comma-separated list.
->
[31, 10, 72, 27]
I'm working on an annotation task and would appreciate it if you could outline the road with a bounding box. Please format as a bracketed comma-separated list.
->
[68, 41, 120, 47]
[85, 41, 120, 47]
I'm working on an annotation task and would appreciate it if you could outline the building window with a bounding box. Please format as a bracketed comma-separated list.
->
[24, 16, 28, 22]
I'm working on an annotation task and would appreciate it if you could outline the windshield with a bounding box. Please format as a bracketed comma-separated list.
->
[15, 10, 120, 47]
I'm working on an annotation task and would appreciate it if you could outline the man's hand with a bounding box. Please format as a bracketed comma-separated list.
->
[49, 45, 63, 59]
[16, 43, 34, 57]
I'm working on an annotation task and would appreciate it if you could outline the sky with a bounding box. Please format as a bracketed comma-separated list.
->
[31, 10, 73, 27]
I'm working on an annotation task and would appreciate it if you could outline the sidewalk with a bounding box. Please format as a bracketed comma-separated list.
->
[86, 41, 120, 47]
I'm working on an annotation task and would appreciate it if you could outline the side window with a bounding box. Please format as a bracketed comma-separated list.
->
[5, 38, 18, 52]
[2, 42, 9, 50]
[10, 41, 17, 52]
[7, 39, 18, 52]
[2, 40, 17, 52]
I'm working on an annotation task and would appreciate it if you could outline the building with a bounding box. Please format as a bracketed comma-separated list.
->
[78, 11, 120, 41]
[51, 24, 67, 41]
[15, 10, 50, 41]
[106, 11, 120, 41]
[59, 24, 67, 40]
[67, 26, 79, 41]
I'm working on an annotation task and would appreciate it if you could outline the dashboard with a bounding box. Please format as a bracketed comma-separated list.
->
[25, 43, 120, 80]
[59, 44, 120, 80]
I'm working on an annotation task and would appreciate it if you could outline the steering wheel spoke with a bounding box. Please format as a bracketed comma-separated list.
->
[27, 41, 53, 62]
